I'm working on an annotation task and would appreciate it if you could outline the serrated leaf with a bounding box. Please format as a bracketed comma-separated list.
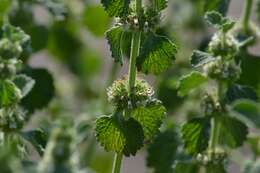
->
[137, 33, 177, 75]
[132, 100, 166, 140]
[191, 50, 215, 67]
[181, 117, 210, 155]
[147, 130, 178, 173]
[177, 71, 208, 97]
[231, 100, 260, 128]
[153, 0, 167, 11]
[106, 26, 125, 65]
[13, 75, 35, 98]
[205, 11, 235, 32]
[0, 80, 21, 108]
[218, 115, 248, 148]
[21, 129, 48, 156]
[226, 84, 258, 103]
[204, 0, 231, 15]
[21, 68, 55, 113]
[101, 0, 130, 17]
[95, 113, 144, 156]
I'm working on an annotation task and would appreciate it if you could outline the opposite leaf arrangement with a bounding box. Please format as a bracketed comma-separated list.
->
[2, 0, 260, 173]
[95, 0, 177, 172]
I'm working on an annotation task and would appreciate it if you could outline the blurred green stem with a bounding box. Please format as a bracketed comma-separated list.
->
[112, 153, 123, 173]
[242, 0, 253, 32]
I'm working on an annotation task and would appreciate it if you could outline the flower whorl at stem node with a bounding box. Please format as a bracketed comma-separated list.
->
[107, 76, 154, 109]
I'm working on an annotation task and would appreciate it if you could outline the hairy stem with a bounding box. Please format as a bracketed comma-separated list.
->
[209, 82, 225, 151]
[128, 31, 141, 93]
[242, 0, 253, 32]
[209, 117, 220, 150]
[112, 153, 123, 173]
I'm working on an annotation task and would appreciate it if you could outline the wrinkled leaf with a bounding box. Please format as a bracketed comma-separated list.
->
[177, 71, 208, 97]
[181, 117, 210, 155]
[132, 100, 166, 140]
[95, 113, 144, 156]
[137, 32, 177, 75]
[219, 115, 248, 148]
[106, 26, 125, 65]
[101, 0, 130, 17]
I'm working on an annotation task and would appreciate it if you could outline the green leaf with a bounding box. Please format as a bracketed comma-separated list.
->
[132, 100, 166, 140]
[83, 5, 111, 37]
[0, 80, 21, 108]
[226, 84, 258, 103]
[147, 130, 178, 173]
[218, 115, 248, 148]
[21, 68, 55, 113]
[231, 100, 260, 128]
[205, 11, 235, 32]
[21, 129, 48, 156]
[106, 26, 125, 65]
[237, 52, 260, 89]
[137, 33, 177, 75]
[95, 113, 144, 156]
[153, 0, 167, 11]
[191, 50, 215, 67]
[181, 117, 210, 155]
[174, 161, 200, 173]
[177, 71, 208, 97]
[204, 0, 231, 15]
[13, 74, 35, 98]
[101, 0, 130, 17]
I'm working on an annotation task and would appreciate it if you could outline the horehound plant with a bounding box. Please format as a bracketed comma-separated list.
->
[178, 10, 260, 172]
[94, 0, 178, 172]
[0, 22, 37, 157]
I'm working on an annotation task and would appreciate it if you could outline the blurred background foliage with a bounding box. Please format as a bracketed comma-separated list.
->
[1, 0, 260, 173]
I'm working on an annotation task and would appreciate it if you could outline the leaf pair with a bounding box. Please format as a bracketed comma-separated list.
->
[205, 11, 235, 32]
[106, 26, 177, 75]
[96, 100, 166, 156]
[181, 115, 248, 155]
[96, 112, 144, 156]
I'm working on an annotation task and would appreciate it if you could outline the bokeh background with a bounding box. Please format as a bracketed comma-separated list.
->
[4, 0, 260, 172]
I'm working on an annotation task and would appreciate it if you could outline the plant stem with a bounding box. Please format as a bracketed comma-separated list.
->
[112, 153, 123, 173]
[209, 117, 220, 150]
[128, 31, 141, 93]
[209, 82, 224, 151]
[242, 0, 253, 32]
